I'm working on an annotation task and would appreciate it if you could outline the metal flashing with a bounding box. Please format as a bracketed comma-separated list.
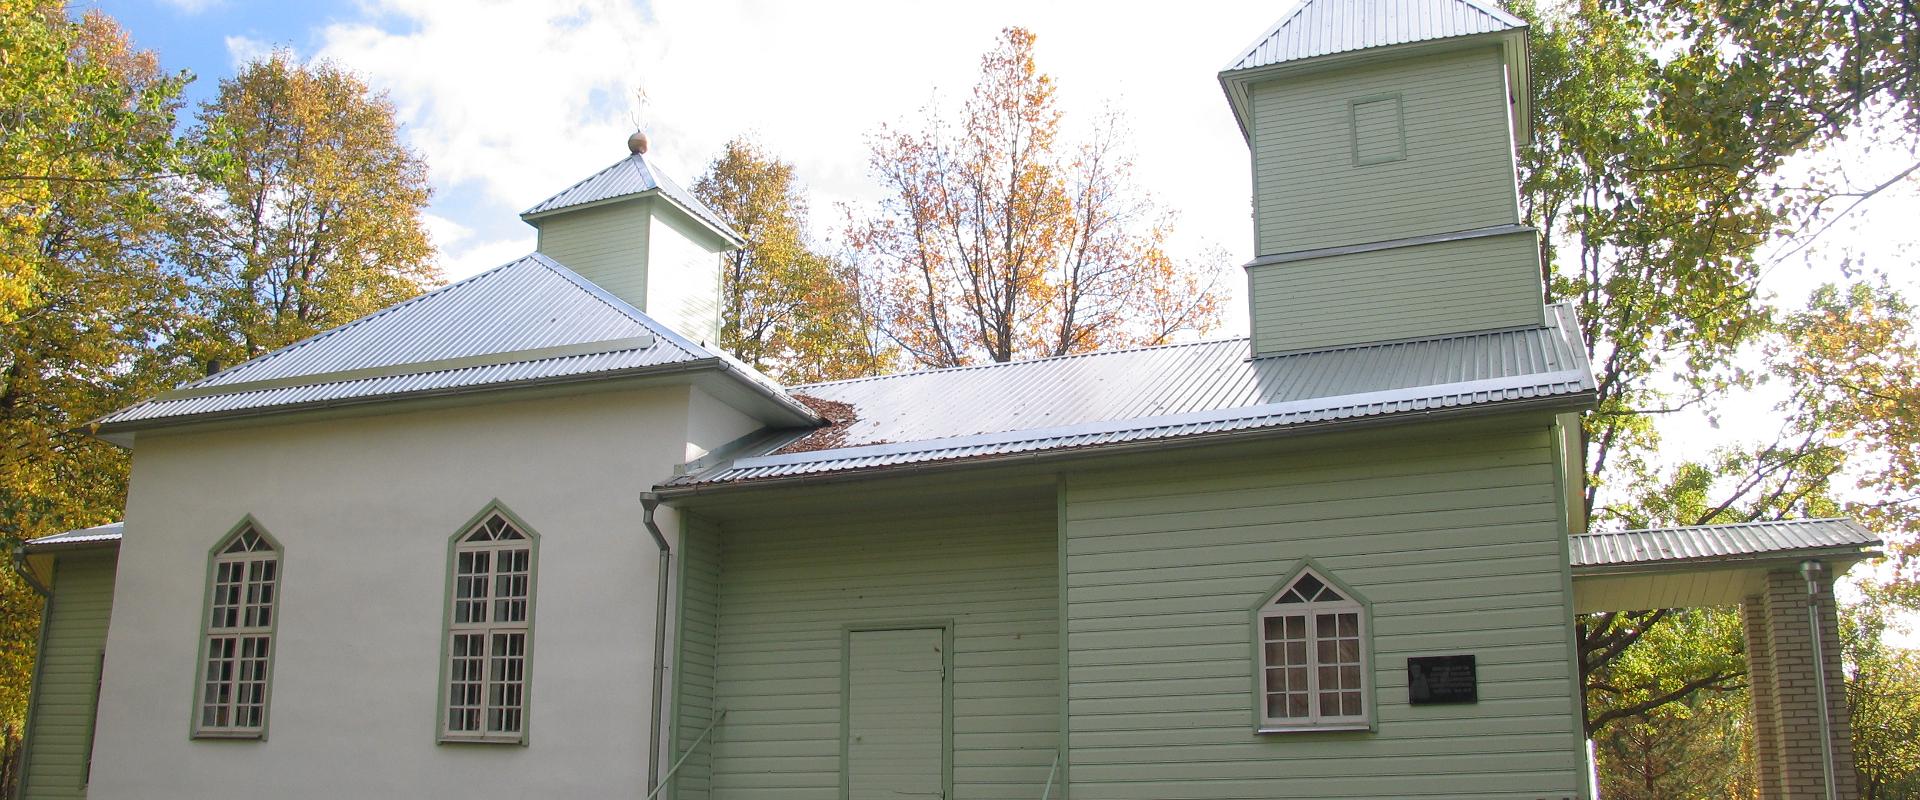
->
[1244, 223, 1533, 268]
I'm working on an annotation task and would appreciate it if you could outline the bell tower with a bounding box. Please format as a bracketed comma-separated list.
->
[521, 130, 743, 346]
[1220, 0, 1544, 355]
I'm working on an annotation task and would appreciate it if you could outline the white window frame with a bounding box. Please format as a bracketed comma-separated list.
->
[439, 505, 538, 744]
[194, 519, 280, 739]
[1254, 566, 1371, 733]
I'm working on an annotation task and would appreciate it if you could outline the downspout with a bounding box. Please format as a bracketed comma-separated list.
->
[1799, 559, 1837, 800]
[640, 492, 673, 798]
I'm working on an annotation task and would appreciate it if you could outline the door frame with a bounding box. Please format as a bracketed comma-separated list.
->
[840, 620, 955, 800]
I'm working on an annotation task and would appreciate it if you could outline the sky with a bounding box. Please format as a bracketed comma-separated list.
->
[80, 0, 1920, 636]
[82, 0, 1285, 329]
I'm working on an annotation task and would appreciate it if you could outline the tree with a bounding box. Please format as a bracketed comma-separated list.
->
[0, 2, 194, 789]
[692, 138, 883, 383]
[1588, 608, 1755, 799]
[172, 52, 438, 365]
[851, 27, 1226, 368]
[1512, 0, 1920, 743]
[1844, 588, 1920, 800]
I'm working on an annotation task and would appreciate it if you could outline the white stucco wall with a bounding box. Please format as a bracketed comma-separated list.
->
[89, 383, 762, 799]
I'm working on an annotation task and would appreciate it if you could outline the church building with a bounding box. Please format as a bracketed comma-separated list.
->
[13, 1, 1876, 798]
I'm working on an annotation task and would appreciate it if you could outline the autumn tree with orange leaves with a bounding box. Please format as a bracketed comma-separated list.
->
[850, 27, 1227, 368]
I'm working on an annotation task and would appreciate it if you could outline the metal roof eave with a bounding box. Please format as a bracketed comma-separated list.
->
[520, 188, 747, 249]
[90, 355, 822, 447]
[1571, 545, 1883, 578]
[653, 388, 1595, 501]
[20, 536, 122, 554]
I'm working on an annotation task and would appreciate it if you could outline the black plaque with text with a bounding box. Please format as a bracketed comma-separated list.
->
[1407, 655, 1477, 705]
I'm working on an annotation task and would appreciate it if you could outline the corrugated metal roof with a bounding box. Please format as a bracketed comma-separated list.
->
[1225, 0, 1524, 73]
[668, 302, 1594, 488]
[23, 522, 123, 550]
[1570, 519, 1881, 569]
[520, 152, 744, 245]
[99, 253, 809, 428]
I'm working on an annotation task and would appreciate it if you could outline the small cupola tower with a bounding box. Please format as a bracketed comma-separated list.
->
[521, 131, 744, 346]
[1220, 0, 1544, 355]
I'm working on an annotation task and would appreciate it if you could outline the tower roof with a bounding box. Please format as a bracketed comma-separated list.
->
[1218, 0, 1530, 143]
[520, 151, 745, 247]
[1224, 0, 1525, 73]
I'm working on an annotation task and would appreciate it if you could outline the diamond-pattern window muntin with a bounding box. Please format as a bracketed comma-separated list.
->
[1257, 567, 1369, 730]
[443, 509, 536, 743]
[197, 523, 279, 737]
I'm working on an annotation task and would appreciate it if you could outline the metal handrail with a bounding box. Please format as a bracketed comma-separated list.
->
[644, 710, 728, 800]
[1041, 750, 1061, 800]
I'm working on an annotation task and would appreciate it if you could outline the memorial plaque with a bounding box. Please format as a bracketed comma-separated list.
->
[1407, 654, 1477, 705]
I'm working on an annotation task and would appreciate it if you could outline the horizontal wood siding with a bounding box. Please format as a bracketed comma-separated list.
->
[1248, 229, 1545, 354]
[1062, 425, 1584, 799]
[21, 551, 117, 800]
[710, 499, 1058, 800]
[535, 202, 650, 308]
[675, 515, 724, 800]
[648, 214, 721, 345]
[1253, 46, 1519, 255]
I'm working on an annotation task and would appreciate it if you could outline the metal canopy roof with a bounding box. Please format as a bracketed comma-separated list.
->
[1571, 518, 1882, 571]
[665, 302, 1594, 490]
[21, 522, 123, 551]
[1225, 0, 1525, 73]
[97, 253, 814, 432]
[520, 152, 744, 246]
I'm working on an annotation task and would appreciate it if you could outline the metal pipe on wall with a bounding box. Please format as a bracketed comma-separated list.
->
[1799, 559, 1837, 800]
[640, 493, 674, 798]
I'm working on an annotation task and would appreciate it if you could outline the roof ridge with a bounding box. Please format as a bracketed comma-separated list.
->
[1224, 0, 1313, 71]
[180, 255, 540, 391]
[521, 153, 648, 217]
[793, 336, 1254, 390]
[520, 252, 712, 359]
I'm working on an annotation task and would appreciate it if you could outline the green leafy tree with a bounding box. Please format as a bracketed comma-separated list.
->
[692, 137, 884, 383]
[0, 2, 194, 788]
[172, 52, 438, 364]
[1845, 587, 1920, 799]
[1513, 0, 1920, 752]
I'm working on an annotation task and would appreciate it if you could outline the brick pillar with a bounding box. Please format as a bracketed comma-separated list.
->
[1760, 568, 1858, 799]
[1744, 597, 1783, 798]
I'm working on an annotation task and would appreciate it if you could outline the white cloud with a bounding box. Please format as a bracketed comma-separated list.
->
[309, 0, 1284, 332]
[223, 35, 275, 70]
[423, 213, 531, 281]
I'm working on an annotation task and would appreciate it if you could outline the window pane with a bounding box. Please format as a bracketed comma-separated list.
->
[1341, 692, 1363, 717]
[1263, 617, 1287, 641]
[447, 633, 486, 733]
[1338, 613, 1358, 638]
[487, 632, 527, 734]
[1293, 573, 1324, 598]
[1316, 613, 1336, 638]
[1287, 693, 1309, 718]
[1285, 616, 1304, 638]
